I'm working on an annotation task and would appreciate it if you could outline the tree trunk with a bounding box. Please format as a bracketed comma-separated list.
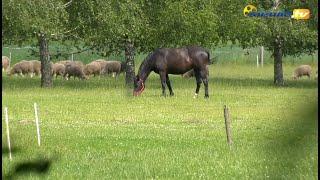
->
[38, 33, 52, 87]
[273, 43, 284, 86]
[125, 41, 135, 87]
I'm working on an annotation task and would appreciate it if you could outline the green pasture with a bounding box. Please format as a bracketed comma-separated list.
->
[2, 61, 318, 179]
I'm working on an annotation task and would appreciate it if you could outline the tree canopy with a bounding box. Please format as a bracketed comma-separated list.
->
[2, 0, 318, 87]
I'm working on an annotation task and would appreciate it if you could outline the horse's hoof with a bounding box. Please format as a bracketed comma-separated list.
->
[204, 95, 209, 99]
[193, 93, 198, 99]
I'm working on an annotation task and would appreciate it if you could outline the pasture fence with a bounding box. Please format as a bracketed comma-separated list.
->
[4, 107, 12, 161]
[2, 103, 42, 161]
[2, 46, 318, 66]
[223, 105, 233, 147]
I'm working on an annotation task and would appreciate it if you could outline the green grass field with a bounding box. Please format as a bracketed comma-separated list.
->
[2, 62, 318, 179]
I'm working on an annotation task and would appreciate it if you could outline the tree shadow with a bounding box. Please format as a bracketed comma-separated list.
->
[4, 158, 53, 179]
[262, 100, 318, 178]
[211, 77, 317, 89]
[2, 146, 21, 155]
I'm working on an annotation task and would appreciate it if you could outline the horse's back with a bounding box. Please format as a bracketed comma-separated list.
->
[154, 48, 193, 74]
[186, 46, 210, 66]
[150, 46, 209, 74]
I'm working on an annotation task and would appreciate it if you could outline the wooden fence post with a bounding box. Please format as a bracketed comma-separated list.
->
[224, 105, 232, 146]
[260, 46, 264, 67]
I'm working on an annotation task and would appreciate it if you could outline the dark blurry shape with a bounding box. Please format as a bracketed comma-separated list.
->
[2, 146, 20, 155]
[14, 159, 51, 174]
[209, 55, 219, 64]
[4, 158, 52, 179]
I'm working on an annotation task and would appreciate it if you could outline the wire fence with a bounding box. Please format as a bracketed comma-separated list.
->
[2, 45, 318, 66]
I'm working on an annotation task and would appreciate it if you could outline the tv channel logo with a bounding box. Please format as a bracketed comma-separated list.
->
[243, 5, 310, 20]
[291, 9, 310, 20]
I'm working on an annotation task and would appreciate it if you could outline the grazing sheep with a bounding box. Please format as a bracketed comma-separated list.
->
[182, 65, 209, 78]
[2, 56, 10, 72]
[30, 60, 41, 76]
[292, 65, 312, 80]
[101, 61, 122, 77]
[8, 60, 33, 77]
[63, 62, 88, 80]
[52, 63, 65, 78]
[67, 60, 85, 69]
[57, 60, 84, 68]
[93, 59, 108, 72]
[56, 60, 71, 65]
[83, 61, 101, 77]
[182, 69, 194, 78]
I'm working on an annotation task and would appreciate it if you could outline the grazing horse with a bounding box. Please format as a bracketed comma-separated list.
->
[133, 46, 210, 98]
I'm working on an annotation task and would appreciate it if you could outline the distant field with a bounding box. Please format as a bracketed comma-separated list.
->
[2, 63, 318, 179]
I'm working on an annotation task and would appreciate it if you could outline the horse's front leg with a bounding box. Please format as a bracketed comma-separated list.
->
[159, 71, 167, 97]
[166, 74, 174, 96]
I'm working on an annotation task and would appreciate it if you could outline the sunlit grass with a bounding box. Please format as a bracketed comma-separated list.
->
[2, 64, 318, 179]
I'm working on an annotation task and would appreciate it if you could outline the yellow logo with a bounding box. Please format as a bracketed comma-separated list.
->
[291, 9, 310, 20]
[243, 5, 257, 16]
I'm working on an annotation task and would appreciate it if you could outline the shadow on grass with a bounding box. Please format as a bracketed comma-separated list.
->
[263, 100, 318, 178]
[2, 146, 21, 155]
[211, 77, 317, 89]
[4, 158, 53, 179]
[2, 76, 126, 90]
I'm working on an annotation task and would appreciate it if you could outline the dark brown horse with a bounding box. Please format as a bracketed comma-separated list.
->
[133, 46, 211, 98]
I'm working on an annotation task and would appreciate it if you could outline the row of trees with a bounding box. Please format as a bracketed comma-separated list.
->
[2, 0, 318, 87]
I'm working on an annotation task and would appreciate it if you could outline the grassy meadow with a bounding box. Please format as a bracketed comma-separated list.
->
[2, 55, 318, 179]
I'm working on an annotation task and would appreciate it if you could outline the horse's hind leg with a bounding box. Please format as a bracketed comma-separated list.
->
[159, 71, 167, 97]
[194, 70, 202, 98]
[166, 74, 174, 96]
[200, 70, 209, 98]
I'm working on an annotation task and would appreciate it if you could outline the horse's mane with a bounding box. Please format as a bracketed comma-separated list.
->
[138, 51, 154, 76]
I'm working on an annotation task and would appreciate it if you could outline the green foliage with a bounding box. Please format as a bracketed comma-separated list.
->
[234, 1, 318, 57]
[67, 0, 220, 54]
[2, 0, 69, 45]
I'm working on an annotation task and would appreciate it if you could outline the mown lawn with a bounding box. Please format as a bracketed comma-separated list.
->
[2, 64, 318, 179]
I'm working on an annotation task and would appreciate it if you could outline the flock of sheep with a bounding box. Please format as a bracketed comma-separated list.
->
[2, 56, 126, 80]
[1, 56, 317, 80]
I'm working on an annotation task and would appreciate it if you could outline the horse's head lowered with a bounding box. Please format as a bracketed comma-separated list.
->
[133, 75, 145, 96]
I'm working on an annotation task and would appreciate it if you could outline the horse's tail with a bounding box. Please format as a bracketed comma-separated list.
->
[209, 54, 219, 65]
[207, 51, 211, 64]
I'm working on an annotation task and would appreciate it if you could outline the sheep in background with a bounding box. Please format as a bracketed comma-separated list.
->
[63, 62, 88, 80]
[57, 60, 84, 69]
[292, 65, 312, 80]
[8, 60, 33, 77]
[52, 63, 65, 78]
[2, 56, 10, 72]
[101, 61, 122, 77]
[83, 61, 101, 77]
[182, 65, 209, 79]
[93, 59, 108, 73]
[30, 60, 41, 76]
